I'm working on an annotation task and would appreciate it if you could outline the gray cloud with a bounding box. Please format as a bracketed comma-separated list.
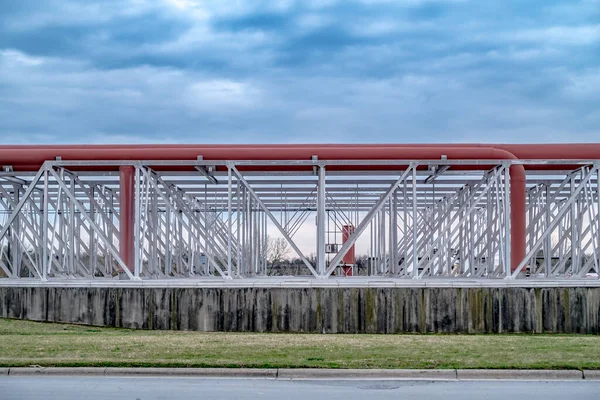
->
[0, 0, 598, 144]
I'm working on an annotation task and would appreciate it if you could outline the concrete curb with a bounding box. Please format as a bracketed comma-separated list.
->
[2, 367, 598, 380]
[9, 367, 107, 376]
[277, 368, 457, 380]
[583, 370, 600, 380]
[104, 367, 277, 378]
[456, 369, 584, 380]
[6, 367, 277, 378]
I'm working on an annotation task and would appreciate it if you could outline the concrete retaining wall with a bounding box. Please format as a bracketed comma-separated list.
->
[1, 286, 599, 333]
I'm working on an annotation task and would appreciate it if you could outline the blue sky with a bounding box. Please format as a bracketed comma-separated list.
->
[0, 0, 598, 144]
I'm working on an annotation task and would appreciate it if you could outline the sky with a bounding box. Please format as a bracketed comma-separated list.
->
[0, 0, 599, 145]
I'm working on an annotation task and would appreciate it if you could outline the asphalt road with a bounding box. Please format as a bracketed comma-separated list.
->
[1, 377, 599, 400]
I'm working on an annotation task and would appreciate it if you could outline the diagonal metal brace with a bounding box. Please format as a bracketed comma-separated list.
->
[0, 166, 45, 242]
[325, 164, 416, 277]
[230, 165, 319, 277]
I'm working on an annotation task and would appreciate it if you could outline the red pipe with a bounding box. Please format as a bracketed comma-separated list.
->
[2, 143, 599, 168]
[0, 145, 528, 166]
[509, 164, 526, 272]
[342, 225, 356, 266]
[119, 166, 135, 272]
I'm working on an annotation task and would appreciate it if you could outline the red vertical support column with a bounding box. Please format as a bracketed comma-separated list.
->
[510, 165, 527, 271]
[342, 225, 355, 276]
[119, 166, 135, 272]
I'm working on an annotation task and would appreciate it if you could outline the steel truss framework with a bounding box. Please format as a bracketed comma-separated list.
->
[0, 159, 599, 281]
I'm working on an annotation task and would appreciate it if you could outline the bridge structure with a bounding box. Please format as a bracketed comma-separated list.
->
[0, 144, 599, 283]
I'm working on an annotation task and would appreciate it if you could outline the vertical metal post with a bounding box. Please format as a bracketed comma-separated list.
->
[89, 186, 95, 279]
[379, 209, 385, 274]
[544, 186, 551, 277]
[412, 166, 418, 278]
[570, 174, 577, 275]
[68, 177, 75, 275]
[227, 166, 233, 277]
[236, 183, 241, 276]
[263, 211, 267, 274]
[486, 183, 492, 275]
[75, 209, 81, 274]
[165, 201, 171, 275]
[246, 187, 251, 276]
[42, 169, 49, 280]
[469, 211, 475, 275]
[504, 166, 511, 278]
[253, 200, 258, 274]
[559, 214, 564, 270]
[458, 197, 470, 275]
[317, 165, 326, 276]
[528, 191, 534, 252]
[446, 204, 452, 275]
[403, 181, 408, 275]
[149, 187, 157, 275]
[241, 187, 246, 276]
[249, 195, 254, 275]
[133, 166, 141, 278]
[369, 214, 373, 275]
[177, 210, 182, 275]
[597, 167, 600, 274]
[390, 193, 398, 274]
[373, 211, 377, 274]
[376, 211, 380, 274]
[188, 211, 194, 276]
[13, 185, 21, 277]
[108, 191, 114, 272]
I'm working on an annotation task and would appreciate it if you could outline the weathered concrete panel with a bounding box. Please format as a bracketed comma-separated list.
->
[1, 286, 599, 333]
[0, 287, 47, 321]
[47, 287, 117, 327]
[151, 288, 171, 330]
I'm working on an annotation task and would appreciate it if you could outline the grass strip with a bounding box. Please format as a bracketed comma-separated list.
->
[1, 318, 599, 369]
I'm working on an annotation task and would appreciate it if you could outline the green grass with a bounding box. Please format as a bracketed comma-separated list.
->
[0, 318, 599, 369]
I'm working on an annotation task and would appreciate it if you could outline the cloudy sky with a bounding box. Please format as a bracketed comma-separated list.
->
[1, 0, 598, 145]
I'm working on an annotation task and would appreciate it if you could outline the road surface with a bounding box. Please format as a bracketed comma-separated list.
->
[1, 377, 599, 400]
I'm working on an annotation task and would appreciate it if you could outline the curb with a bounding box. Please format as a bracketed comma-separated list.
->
[456, 369, 583, 380]
[9, 367, 107, 376]
[2, 367, 599, 380]
[277, 369, 456, 380]
[104, 367, 277, 378]
[7, 367, 277, 378]
[583, 370, 600, 380]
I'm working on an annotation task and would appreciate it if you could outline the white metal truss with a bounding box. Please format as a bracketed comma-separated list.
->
[0, 160, 598, 281]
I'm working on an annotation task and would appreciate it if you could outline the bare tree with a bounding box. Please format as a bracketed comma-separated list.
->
[266, 235, 290, 265]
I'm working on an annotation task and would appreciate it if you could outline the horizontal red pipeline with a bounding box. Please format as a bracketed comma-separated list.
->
[1, 144, 598, 173]
[2, 144, 598, 171]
